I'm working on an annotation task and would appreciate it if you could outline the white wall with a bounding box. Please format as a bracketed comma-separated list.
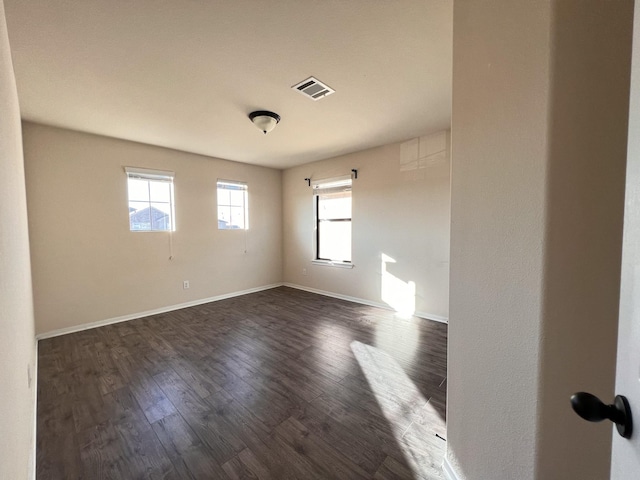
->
[447, 1, 632, 479]
[0, 0, 37, 478]
[283, 132, 450, 321]
[448, 2, 549, 476]
[23, 123, 283, 336]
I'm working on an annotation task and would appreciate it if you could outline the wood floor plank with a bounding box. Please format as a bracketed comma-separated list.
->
[97, 386, 181, 478]
[222, 455, 259, 480]
[401, 397, 447, 455]
[275, 416, 371, 479]
[222, 372, 293, 429]
[110, 419, 179, 479]
[152, 412, 231, 480]
[294, 401, 387, 475]
[215, 350, 314, 409]
[170, 353, 223, 398]
[36, 286, 447, 480]
[71, 380, 109, 433]
[373, 455, 415, 480]
[310, 393, 409, 461]
[203, 388, 272, 444]
[155, 370, 247, 464]
[267, 431, 332, 480]
[37, 393, 82, 480]
[236, 448, 273, 479]
[78, 421, 129, 479]
[111, 353, 177, 424]
[222, 447, 274, 480]
[202, 391, 309, 479]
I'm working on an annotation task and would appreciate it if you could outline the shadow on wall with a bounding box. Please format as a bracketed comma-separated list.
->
[381, 253, 416, 318]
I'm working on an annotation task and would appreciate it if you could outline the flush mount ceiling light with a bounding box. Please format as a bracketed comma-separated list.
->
[249, 110, 281, 134]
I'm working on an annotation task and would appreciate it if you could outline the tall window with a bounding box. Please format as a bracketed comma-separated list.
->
[217, 180, 248, 230]
[125, 167, 175, 231]
[314, 177, 352, 262]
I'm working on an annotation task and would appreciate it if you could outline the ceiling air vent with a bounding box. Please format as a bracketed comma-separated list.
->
[292, 76, 335, 101]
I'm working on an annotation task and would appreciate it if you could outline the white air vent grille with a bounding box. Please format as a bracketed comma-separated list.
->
[292, 76, 335, 101]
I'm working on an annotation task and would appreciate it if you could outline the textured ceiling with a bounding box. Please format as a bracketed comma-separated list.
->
[4, 0, 452, 169]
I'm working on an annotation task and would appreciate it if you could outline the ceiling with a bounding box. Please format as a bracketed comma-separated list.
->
[4, 0, 452, 169]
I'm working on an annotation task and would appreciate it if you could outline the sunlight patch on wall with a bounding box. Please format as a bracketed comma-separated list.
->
[381, 253, 416, 318]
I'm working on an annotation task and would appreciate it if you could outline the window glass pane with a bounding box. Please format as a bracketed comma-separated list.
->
[319, 194, 351, 220]
[129, 201, 151, 230]
[150, 201, 171, 215]
[149, 181, 171, 203]
[218, 206, 231, 229]
[230, 206, 245, 229]
[128, 179, 149, 202]
[218, 188, 231, 206]
[229, 189, 245, 207]
[318, 220, 351, 262]
[150, 202, 171, 231]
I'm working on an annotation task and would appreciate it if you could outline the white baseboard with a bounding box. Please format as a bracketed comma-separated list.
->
[442, 458, 462, 480]
[283, 283, 448, 324]
[36, 282, 447, 341]
[35, 283, 284, 340]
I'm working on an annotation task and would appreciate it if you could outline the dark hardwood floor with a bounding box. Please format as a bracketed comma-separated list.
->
[37, 286, 448, 479]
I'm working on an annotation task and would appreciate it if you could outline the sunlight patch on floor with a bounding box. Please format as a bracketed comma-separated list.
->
[374, 315, 419, 365]
[351, 340, 444, 478]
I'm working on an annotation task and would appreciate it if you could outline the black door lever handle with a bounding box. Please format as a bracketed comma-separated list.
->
[570, 392, 633, 439]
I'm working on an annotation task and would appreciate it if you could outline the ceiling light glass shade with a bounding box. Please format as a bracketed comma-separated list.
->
[249, 110, 280, 134]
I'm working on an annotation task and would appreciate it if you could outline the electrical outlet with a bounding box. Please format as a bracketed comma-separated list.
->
[183, 280, 190, 289]
[302, 268, 307, 276]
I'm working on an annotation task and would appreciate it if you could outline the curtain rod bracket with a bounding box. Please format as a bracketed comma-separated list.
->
[351, 169, 358, 179]
[304, 178, 311, 187]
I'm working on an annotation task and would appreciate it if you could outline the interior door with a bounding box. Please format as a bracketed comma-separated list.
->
[611, 2, 640, 477]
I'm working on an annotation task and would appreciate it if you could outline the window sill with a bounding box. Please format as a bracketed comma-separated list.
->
[311, 259, 354, 269]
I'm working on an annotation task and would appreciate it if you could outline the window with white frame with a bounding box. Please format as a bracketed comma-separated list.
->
[314, 176, 352, 263]
[125, 167, 175, 231]
[217, 180, 248, 230]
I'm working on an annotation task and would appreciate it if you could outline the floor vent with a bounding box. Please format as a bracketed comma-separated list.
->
[292, 76, 335, 101]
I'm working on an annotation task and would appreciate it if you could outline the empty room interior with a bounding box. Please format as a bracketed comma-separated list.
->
[2, 1, 639, 480]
